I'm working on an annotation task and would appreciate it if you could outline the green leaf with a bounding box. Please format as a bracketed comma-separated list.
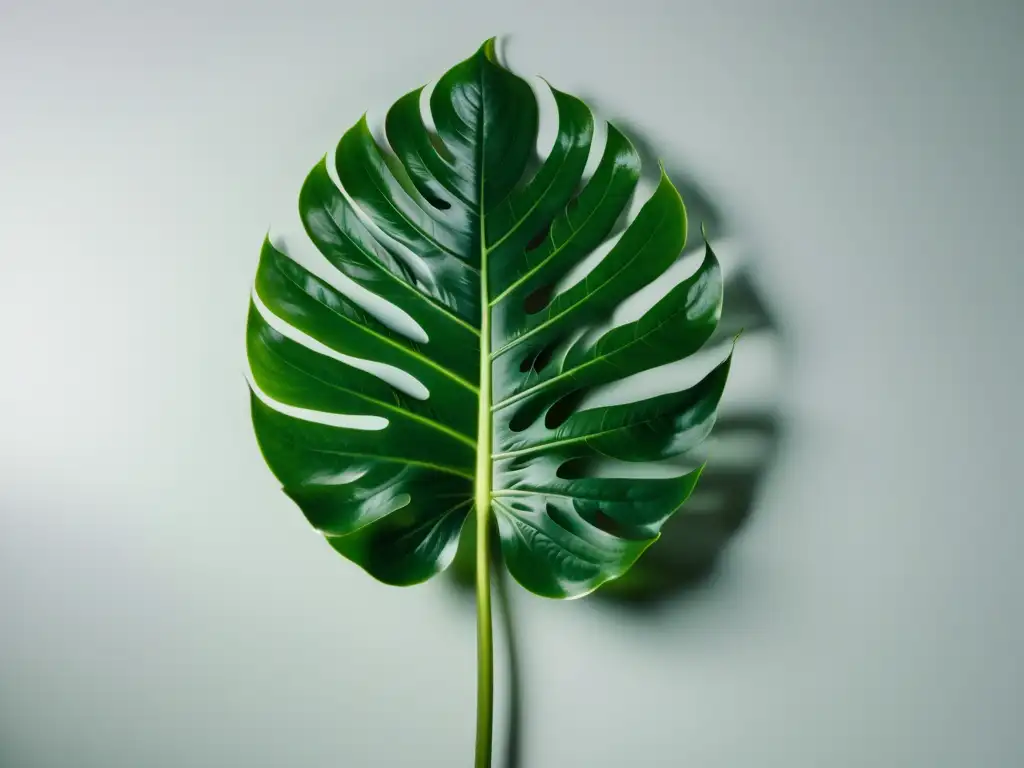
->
[247, 39, 733, 599]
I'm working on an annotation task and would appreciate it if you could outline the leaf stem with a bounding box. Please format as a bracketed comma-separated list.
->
[474, 167, 494, 768]
[474, 468, 493, 768]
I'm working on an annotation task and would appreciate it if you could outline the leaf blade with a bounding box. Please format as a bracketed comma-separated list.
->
[247, 40, 734, 598]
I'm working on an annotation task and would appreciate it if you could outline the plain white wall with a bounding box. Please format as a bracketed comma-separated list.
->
[1, 1, 1022, 766]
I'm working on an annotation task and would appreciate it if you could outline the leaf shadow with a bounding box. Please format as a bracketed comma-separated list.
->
[585, 106, 787, 609]
[588, 108, 725, 239]
[594, 410, 782, 607]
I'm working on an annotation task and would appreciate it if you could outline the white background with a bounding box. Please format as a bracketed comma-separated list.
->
[1, 1, 1022, 766]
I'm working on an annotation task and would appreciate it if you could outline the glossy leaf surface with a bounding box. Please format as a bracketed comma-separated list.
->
[247, 40, 732, 598]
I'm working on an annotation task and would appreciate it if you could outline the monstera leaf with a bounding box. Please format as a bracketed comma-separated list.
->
[247, 39, 731, 600]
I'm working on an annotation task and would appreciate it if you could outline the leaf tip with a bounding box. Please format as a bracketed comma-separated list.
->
[480, 36, 499, 62]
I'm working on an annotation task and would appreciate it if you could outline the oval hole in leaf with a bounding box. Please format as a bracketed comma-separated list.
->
[505, 455, 534, 474]
[519, 348, 540, 373]
[545, 389, 587, 430]
[576, 506, 655, 542]
[531, 338, 560, 372]
[508, 403, 540, 433]
[525, 221, 551, 252]
[545, 503, 576, 535]
[589, 512, 626, 540]
[424, 194, 451, 210]
[505, 499, 532, 514]
[556, 457, 591, 480]
[523, 283, 554, 315]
